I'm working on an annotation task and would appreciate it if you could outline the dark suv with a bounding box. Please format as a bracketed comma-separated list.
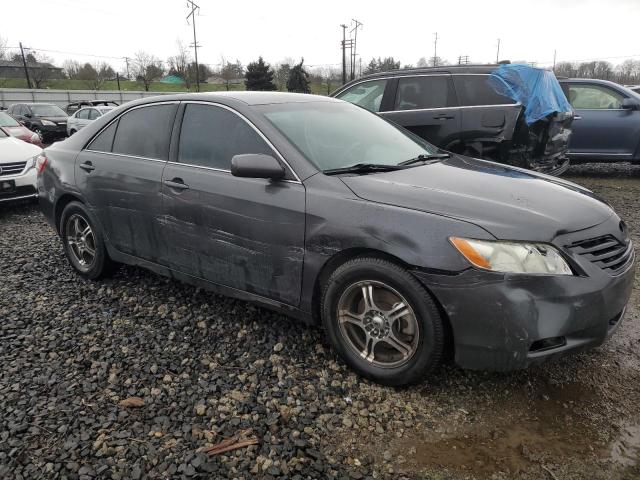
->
[332, 65, 573, 174]
[7, 103, 68, 143]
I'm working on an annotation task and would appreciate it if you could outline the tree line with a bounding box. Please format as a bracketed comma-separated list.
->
[554, 59, 640, 85]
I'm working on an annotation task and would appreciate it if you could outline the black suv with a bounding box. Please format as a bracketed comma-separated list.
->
[332, 65, 573, 174]
[7, 103, 68, 143]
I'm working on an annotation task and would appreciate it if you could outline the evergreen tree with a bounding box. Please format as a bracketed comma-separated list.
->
[244, 56, 276, 91]
[286, 59, 311, 94]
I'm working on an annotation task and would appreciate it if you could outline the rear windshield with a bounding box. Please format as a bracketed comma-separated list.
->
[0, 111, 20, 127]
[31, 104, 67, 117]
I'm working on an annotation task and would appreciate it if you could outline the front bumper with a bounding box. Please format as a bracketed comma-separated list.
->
[40, 124, 67, 140]
[413, 217, 635, 371]
[0, 168, 37, 203]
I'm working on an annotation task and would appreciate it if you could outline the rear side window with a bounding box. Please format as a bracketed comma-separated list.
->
[88, 109, 100, 120]
[336, 79, 388, 112]
[178, 104, 273, 170]
[394, 76, 456, 110]
[112, 104, 177, 160]
[87, 121, 117, 152]
[453, 75, 514, 106]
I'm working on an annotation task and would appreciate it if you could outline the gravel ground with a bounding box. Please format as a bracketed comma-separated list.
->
[1, 163, 640, 480]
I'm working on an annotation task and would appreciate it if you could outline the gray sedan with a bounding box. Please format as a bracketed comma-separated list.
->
[37, 92, 634, 385]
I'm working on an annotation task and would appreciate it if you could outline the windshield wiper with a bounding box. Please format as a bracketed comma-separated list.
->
[398, 153, 451, 166]
[323, 163, 407, 175]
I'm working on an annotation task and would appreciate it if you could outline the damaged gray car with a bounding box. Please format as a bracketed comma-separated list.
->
[333, 64, 574, 175]
[38, 92, 633, 386]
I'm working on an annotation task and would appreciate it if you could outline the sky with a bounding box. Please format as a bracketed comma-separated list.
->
[2, 0, 640, 73]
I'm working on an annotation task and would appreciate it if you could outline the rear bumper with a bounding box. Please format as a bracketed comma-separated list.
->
[413, 256, 635, 371]
[0, 168, 37, 203]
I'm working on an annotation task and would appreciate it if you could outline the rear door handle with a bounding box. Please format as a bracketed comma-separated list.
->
[163, 178, 189, 190]
[433, 114, 454, 120]
[79, 161, 95, 172]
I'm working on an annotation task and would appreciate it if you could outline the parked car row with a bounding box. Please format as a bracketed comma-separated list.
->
[333, 64, 640, 169]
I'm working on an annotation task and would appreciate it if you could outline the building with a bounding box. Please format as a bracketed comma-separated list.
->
[0, 60, 64, 79]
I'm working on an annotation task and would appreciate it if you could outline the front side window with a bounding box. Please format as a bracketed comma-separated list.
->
[394, 76, 456, 110]
[336, 79, 388, 112]
[260, 101, 439, 171]
[454, 75, 514, 106]
[112, 104, 177, 160]
[567, 84, 624, 109]
[178, 104, 274, 170]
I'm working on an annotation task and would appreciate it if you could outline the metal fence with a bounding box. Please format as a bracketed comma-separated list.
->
[0, 88, 181, 109]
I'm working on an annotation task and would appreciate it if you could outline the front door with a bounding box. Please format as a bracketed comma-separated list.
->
[161, 102, 306, 306]
[76, 102, 178, 262]
[563, 82, 639, 159]
[380, 74, 461, 148]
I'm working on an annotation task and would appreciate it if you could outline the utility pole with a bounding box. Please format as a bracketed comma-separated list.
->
[350, 19, 363, 80]
[116, 73, 121, 90]
[124, 57, 131, 79]
[496, 38, 500, 63]
[187, 0, 201, 92]
[340, 24, 347, 84]
[553, 49, 557, 72]
[19, 42, 32, 89]
[432, 32, 439, 67]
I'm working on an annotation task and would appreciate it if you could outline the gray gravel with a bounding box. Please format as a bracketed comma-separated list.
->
[1, 163, 640, 479]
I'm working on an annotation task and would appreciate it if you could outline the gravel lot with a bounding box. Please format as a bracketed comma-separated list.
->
[1, 163, 640, 480]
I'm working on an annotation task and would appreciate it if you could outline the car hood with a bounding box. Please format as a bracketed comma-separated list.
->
[3, 125, 32, 137]
[0, 136, 42, 162]
[339, 155, 614, 241]
[37, 116, 67, 122]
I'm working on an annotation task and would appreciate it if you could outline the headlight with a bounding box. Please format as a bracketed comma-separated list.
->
[450, 237, 573, 275]
[41, 120, 56, 126]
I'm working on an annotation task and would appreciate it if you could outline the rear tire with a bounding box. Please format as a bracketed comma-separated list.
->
[321, 257, 444, 386]
[60, 201, 116, 279]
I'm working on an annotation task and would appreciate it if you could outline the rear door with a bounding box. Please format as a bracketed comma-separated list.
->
[452, 74, 521, 149]
[161, 102, 306, 306]
[77, 102, 178, 262]
[562, 82, 640, 159]
[380, 74, 461, 148]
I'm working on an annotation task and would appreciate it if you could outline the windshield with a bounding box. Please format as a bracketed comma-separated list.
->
[31, 104, 67, 117]
[0, 111, 20, 127]
[259, 101, 438, 171]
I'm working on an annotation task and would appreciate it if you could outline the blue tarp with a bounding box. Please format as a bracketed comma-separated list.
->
[488, 64, 572, 125]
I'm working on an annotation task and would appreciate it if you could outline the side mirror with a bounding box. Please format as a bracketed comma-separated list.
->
[621, 98, 638, 110]
[231, 154, 285, 180]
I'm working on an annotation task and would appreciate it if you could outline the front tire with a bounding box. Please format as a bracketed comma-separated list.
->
[60, 201, 115, 279]
[321, 257, 444, 386]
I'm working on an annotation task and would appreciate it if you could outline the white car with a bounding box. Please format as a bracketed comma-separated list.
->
[67, 106, 115, 136]
[0, 128, 43, 203]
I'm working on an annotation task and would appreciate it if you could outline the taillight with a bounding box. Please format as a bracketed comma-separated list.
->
[35, 154, 48, 174]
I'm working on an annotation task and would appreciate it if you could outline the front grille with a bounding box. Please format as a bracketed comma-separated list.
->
[0, 161, 27, 176]
[566, 235, 634, 275]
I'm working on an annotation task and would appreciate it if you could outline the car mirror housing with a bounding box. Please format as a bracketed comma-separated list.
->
[621, 98, 638, 110]
[231, 154, 286, 180]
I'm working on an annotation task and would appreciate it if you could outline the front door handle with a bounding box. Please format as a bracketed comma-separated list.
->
[163, 178, 189, 190]
[433, 114, 454, 120]
[79, 161, 95, 172]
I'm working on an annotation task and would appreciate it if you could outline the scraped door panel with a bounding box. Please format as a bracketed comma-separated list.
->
[161, 166, 305, 305]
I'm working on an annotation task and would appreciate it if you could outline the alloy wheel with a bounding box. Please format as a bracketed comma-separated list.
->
[337, 280, 420, 368]
[65, 214, 96, 271]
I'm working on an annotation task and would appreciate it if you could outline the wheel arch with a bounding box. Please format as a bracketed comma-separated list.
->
[54, 193, 84, 233]
[310, 247, 455, 359]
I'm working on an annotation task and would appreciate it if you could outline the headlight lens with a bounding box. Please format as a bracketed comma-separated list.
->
[41, 120, 56, 126]
[450, 237, 573, 275]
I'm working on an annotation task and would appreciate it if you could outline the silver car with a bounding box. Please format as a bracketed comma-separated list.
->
[67, 107, 115, 136]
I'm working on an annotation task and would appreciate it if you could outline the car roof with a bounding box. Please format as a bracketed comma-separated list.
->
[348, 64, 501, 81]
[117, 91, 340, 107]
